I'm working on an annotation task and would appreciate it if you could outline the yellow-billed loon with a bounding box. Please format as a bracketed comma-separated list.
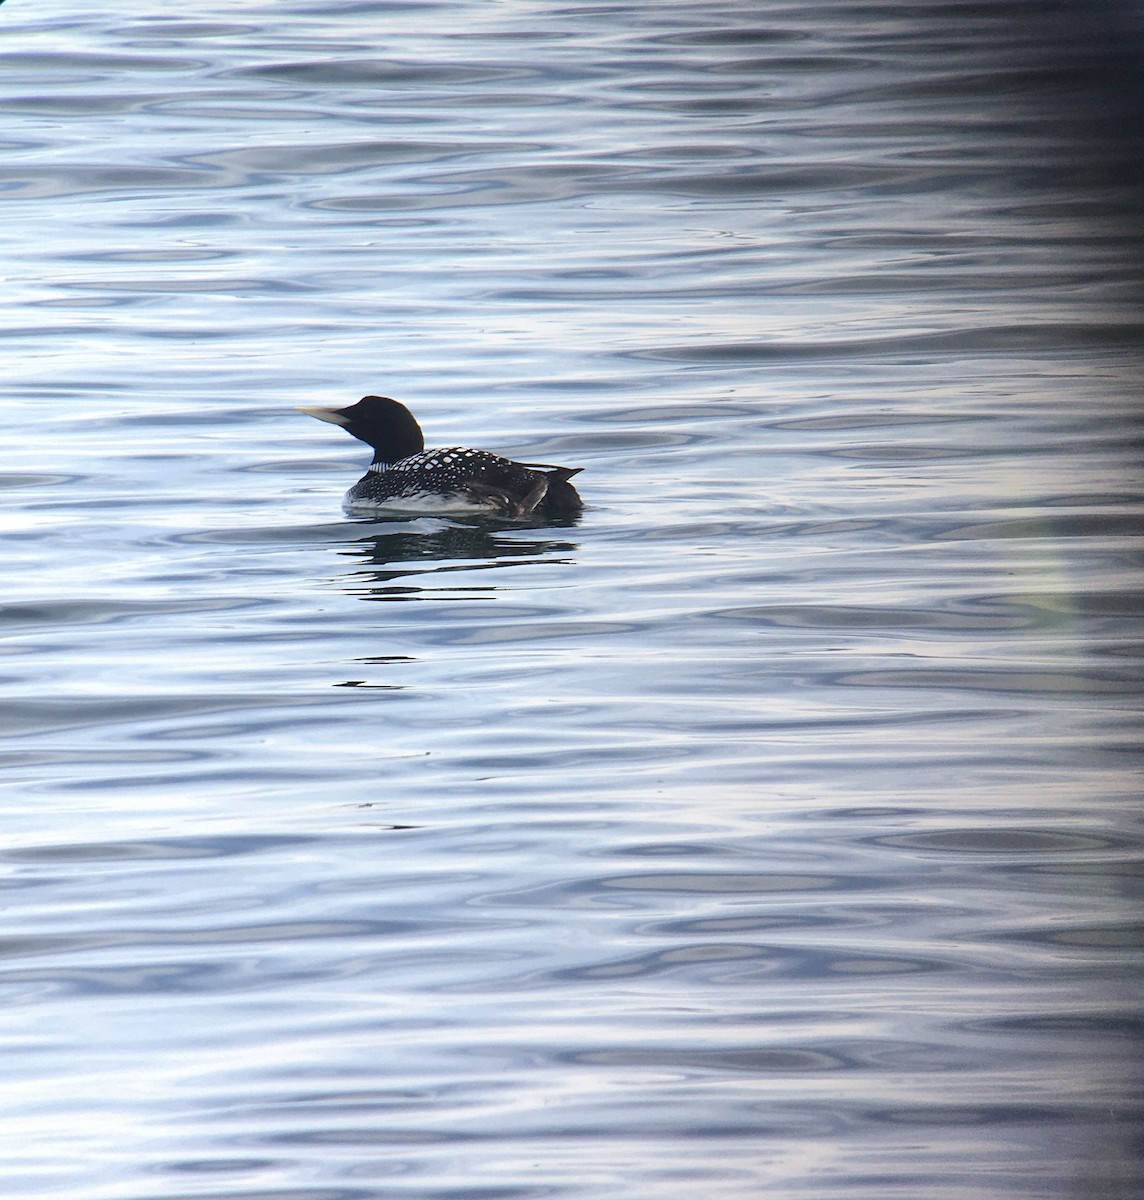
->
[300, 395, 583, 518]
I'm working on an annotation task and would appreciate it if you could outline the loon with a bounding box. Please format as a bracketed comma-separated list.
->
[300, 395, 583, 518]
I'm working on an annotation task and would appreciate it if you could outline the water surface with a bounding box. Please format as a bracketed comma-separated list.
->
[2, 2, 1143, 1198]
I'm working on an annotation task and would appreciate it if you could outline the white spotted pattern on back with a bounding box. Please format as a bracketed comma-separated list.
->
[346, 446, 538, 514]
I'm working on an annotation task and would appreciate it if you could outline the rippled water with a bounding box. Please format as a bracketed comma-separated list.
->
[3, 2, 1143, 1198]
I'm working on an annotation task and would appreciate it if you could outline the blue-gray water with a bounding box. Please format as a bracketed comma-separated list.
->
[3, 2, 1143, 1197]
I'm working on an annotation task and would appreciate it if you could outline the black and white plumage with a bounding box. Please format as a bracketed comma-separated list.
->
[300, 395, 583, 518]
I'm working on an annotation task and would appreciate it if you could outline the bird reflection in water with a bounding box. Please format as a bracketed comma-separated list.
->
[333, 516, 579, 603]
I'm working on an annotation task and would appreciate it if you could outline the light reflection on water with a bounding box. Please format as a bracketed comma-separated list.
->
[2, 1, 1144, 1198]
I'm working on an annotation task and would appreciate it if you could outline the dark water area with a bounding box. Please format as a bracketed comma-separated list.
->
[2, 2, 1143, 1197]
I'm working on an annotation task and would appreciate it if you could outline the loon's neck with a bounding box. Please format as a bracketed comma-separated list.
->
[368, 460, 393, 474]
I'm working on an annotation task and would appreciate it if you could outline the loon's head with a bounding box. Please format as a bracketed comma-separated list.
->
[299, 395, 425, 464]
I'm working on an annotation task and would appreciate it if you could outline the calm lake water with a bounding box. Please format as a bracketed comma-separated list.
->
[3, 2, 1143, 1197]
